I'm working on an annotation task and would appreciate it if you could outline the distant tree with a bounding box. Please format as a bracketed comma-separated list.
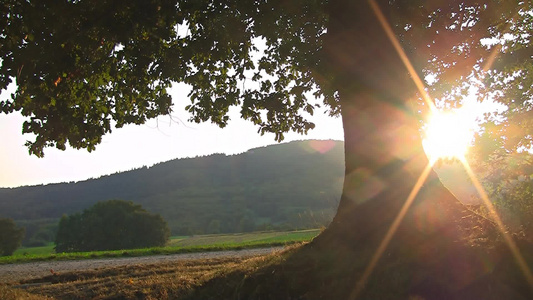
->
[0, 218, 25, 256]
[55, 200, 169, 252]
[55, 213, 83, 252]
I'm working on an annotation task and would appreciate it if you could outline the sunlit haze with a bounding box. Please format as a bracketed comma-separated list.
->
[423, 106, 477, 162]
[422, 95, 501, 163]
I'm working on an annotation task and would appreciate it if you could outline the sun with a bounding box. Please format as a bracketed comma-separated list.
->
[422, 108, 477, 162]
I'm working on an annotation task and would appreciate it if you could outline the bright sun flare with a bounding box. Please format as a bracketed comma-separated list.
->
[422, 108, 477, 162]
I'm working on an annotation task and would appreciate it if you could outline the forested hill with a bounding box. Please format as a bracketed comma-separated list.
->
[0, 140, 344, 240]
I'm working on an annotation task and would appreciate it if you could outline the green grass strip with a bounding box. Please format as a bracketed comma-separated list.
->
[0, 229, 321, 265]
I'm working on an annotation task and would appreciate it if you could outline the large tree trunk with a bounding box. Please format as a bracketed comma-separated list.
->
[189, 2, 531, 299]
[316, 0, 449, 238]
[311, 0, 509, 297]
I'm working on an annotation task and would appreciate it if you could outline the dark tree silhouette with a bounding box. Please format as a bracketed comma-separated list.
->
[2, 0, 532, 298]
[0, 218, 25, 256]
[55, 199, 169, 252]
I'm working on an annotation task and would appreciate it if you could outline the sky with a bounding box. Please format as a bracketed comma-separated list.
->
[0, 83, 344, 188]
[0, 75, 502, 190]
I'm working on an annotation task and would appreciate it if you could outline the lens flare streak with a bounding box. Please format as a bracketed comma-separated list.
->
[353, 0, 533, 298]
[460, 158, 533, 289]
[367, 0, 436, 112]
[350, 163, 434, 300]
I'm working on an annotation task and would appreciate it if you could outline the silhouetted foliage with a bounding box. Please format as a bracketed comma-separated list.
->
[55, 200, 169, 252]
[468, 145, 533, 240]
[1, 0, 531, 159]
[0, 218, 25, 256]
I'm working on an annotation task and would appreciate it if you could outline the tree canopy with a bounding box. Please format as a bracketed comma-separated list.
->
[55, 199, 170, 252]
[1, 0, 530, 159]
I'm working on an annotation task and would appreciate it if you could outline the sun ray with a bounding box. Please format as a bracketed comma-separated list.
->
[482, 8, 521, 73]
[367, 0, 436, 113]
[347, 2, 440, 298]
[354, 1, 533, 298]
[460, 158, 533, 289]
[456, 8, 533, 289]
[482, 43, 503, 72]
[350, 163, 434, 300]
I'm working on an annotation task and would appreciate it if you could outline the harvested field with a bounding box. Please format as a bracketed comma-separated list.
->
[1, 247, 286, 300]
[1, 247, 283, 283]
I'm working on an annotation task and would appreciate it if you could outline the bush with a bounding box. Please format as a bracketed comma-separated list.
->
[0, 218, 25, 256]
[55, 200, 170, 252]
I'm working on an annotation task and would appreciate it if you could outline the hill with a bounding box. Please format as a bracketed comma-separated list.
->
[0, 140, 344, 246]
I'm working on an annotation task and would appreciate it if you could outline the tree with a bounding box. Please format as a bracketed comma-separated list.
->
[2, 0, 532, 297]
[55, 200, 169, 252]
[469, 132, 533, 239]
[0, 218, 25, 256]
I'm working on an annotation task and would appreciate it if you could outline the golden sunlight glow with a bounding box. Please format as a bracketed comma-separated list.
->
[461, 158, 533, 288]
[358, 1, 533, 298]
[422, 108, 477, 162]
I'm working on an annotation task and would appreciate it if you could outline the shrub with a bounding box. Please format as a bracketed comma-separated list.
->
[55, 200, 170, 252]
[0, 218, 25, 256]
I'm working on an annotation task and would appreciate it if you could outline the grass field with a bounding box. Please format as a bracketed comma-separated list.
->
[168, 229, 319, 247]
[2, 229, 320, 265]
[12, 243, 55, 256]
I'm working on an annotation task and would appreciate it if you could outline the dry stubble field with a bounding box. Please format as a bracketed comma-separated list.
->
[1, 247, 287, 300]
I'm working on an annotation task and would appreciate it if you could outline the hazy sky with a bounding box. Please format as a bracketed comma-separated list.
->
[0, 77, 501, 189]
[0, 83, 344, 188]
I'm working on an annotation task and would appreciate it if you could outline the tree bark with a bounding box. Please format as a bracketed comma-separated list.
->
[312, 0, 490, 292]
[316, 0, 441, 238]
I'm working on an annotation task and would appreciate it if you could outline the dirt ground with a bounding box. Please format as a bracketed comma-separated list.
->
[0, 247, 283, 283]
